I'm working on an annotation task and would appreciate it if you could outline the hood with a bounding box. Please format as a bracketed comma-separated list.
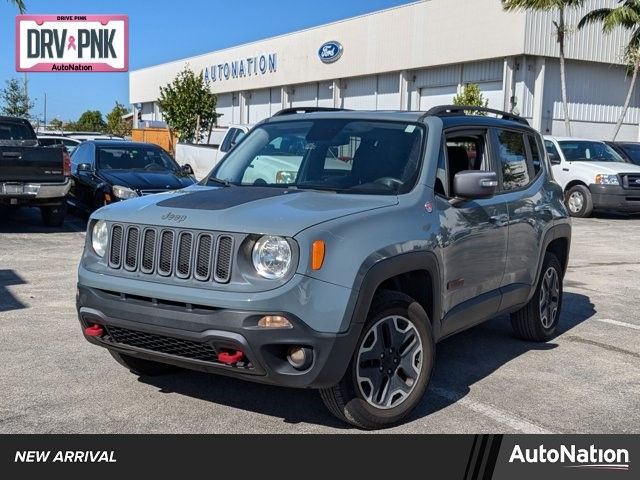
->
[562, 161, 640, 174]
[94, 184, 398, 236]
[98, 169, 194, 191]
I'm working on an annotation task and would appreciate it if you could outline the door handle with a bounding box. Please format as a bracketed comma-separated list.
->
[489, 214, 508, 226]
[534, 204, 552, 213]
[562, 168, 569, 172]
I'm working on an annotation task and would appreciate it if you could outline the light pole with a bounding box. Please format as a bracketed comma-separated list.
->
[44, 92, 47, 127]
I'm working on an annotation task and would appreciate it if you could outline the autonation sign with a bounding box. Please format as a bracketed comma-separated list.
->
[203, 53, 277, 83]
[16, 15, 128, 72]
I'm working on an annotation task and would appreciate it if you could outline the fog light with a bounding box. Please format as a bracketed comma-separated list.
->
[257, 315, 292, 329]
[287, 346, 313, 370]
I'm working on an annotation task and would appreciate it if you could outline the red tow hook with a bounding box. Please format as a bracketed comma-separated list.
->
[84, 324, 104, 337]
[218, 349, 244, 365]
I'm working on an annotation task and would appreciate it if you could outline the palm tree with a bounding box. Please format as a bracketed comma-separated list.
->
[502, 1, 585, 136]
[7, 0, 26, 13]
[579, 0, 640, 140]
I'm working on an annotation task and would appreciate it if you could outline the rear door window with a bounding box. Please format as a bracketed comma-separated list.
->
[494, 129, 531, 191]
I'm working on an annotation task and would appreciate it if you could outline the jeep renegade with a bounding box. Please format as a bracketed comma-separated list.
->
[76, 106, 572, 429]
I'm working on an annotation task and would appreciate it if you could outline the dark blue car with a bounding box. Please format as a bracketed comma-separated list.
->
[68, 140, 196, 214]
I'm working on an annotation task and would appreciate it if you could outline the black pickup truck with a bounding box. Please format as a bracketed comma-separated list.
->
[0, 116, 70, 226]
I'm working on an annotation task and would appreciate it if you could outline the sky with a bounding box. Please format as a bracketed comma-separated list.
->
[0, 0, 413, 122]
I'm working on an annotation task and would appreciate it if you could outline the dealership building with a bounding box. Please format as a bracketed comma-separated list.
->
[129, 0, 640, 140]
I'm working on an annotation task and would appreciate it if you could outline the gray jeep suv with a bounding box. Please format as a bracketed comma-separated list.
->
[76, 106, 571, 429]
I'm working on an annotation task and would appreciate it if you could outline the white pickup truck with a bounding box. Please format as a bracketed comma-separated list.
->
[176, 125, 250, 180]
[544, 136, 640, 217]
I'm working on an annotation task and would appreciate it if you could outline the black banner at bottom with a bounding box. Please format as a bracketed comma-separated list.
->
[0, 434, 636, 479]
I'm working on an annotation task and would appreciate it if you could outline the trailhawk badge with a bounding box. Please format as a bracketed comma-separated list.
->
[16, 15, 128, 72]
[318, 41, 343, 64]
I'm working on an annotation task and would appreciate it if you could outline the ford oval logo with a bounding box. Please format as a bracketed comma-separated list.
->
[318, 41, 343, 64]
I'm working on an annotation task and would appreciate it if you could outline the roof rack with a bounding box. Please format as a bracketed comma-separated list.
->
[272, 107, 351, 117]
[420, 105, 529, 125]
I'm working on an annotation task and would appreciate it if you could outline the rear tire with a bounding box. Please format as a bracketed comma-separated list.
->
[109, 351, 180, 376]
[511, 252, 563, 342]
[565, 185, 593, 218]
[320, 290, 434, 430]
[40, 204, 66, 227]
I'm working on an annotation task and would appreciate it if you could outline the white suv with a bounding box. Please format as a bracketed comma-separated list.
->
[544, 136, 640, 217]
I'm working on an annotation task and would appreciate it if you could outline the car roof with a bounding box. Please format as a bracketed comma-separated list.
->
[262, 110, 531, 129]
[37, 134, 80, 140]
[544, 135, 605, 142]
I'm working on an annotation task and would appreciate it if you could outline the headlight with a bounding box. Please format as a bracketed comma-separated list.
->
[595, 174, 619, 185]
[252, 235, 292, 279]
[92, 220, 108, 257]
[112, 185, 139, 199]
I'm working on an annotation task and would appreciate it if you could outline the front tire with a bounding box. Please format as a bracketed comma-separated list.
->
[320, 290, 434, 429]
[511, 252, 563, 342]
[565, 184, 593, 218]
[109, 351, 179, 376]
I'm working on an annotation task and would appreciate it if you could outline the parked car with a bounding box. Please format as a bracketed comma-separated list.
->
[605, 141, 640, 166]
[76, 106, 571, 429]
[176, 124, 251, 180]
[38, 135, 82, 155]
[544, 136, 640, 217]
[68, 140, 196, 214]
[0, 116, 70, 226]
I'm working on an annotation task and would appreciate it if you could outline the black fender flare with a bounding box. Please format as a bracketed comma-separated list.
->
[341, 250, 442, 337]
[527, 222, 572, 303]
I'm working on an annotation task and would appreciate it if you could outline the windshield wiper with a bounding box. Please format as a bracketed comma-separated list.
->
[206, 176, 232, 187]
[292, 184, 340, 193]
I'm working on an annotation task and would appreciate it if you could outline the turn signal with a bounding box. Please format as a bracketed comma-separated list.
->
[257, 315, 292, 329]
[311, 240, 325, 270]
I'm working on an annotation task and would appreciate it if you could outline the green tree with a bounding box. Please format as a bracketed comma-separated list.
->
[0, 78, 33, 118]
[452, 83, 489, 114]
[579, 0, 640, 140]
[158, 66, 217, 143]
[49, 118, 63, 130]
[502, 0, 585, 136]
[7, 0, 26, 13]
[74, 110, 106, 132]
[105, 102, 132, 137]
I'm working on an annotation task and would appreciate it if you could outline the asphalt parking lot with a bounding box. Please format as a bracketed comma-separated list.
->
[1, 207, 639, 433]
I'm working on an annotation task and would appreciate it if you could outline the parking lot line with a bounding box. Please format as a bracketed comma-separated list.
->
[593, 318, 640, 331]
[430, 388, 553, 434]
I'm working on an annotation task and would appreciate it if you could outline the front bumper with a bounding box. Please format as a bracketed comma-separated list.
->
[589, 184, 640, 212]
[76, 285, 362, 388]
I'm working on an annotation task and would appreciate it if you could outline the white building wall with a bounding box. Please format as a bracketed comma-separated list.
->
[541, 58, 640, 139]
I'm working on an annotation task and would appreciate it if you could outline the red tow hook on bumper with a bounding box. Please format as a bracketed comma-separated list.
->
[218, 350, 244, 365]
[84, 324, 104, 337]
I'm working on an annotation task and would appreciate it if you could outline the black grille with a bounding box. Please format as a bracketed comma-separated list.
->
[107, 224, 234, 284]
[109, 225, 123, 267]
[176, 232, 193, 278]
[105, 325, 217, 362]
[141, 229, 156, 273]
[158, 230, 174, 276]
[124, 227, 140, 270]
[215, 236, 233, 283]
[195, 234, 213, 280]
[625, 173, 640, 189]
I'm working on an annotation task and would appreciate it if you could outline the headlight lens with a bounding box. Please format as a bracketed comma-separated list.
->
[112, 185, 139, 199]
[92, 220, 108, 257]
[595, 174, 619, 185]
[252, 235, 292, 279]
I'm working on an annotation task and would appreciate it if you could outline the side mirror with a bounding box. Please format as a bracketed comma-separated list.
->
[549, 153, 561, 165]
[453, 170, 498, 199]
[77, 163, 92, 172]
[181, 164, 194, 175]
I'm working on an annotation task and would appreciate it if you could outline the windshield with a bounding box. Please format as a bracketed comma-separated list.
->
[558, 141, 624, 162]
[97, 146, 179, 172]
[208, 119, 425, 194]
[618, 144, 640, 165]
